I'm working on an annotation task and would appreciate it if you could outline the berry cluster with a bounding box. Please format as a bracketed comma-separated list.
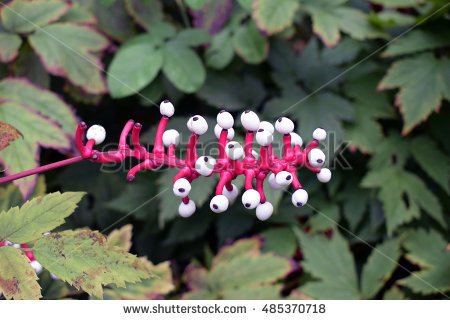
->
[0, 240, 42, 273]
[76, 100, 332, 221]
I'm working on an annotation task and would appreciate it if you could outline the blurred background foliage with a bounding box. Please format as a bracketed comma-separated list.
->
[0, 0, 450, 299]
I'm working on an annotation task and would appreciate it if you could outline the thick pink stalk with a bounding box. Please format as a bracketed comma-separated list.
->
[153, 116, 169, 155]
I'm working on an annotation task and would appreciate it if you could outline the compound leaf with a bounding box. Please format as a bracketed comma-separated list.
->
[252, 0, 300, 35]
[1, 0, 69, 33]
[0, 33, 22, 63]
[0, 246, 41, 300]
[399, 229, 450, 294]
[378, 54, 450, 135]
[33, 229, 154, 298]
[28, 23, 109, 95]
[0, 192, 85, 243]
[232, 22, 268, 64]
[298, 229, 360, 299]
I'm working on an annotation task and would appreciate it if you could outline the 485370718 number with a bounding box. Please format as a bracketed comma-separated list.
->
[262, 303, 326, 314]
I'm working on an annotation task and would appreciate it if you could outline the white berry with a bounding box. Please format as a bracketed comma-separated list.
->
[317, 168, 332, 183]
[290, 132, 303, 147]
[178, 200, 196, 218]
[30, 260, 43, 274]
[275, 117, 294, 135]
[226, 141, 244, 160]
[241, 110, 260, 132]
[162, 129, 180, 147]
[313, 127, 327, 141]
[188, 115, 208, 135]
[275, 171, 293, 187]
[256, 202, 273, 221]
[268, 173, 284, 190]
[214, 124, 235, 140]
[217, 110, 234, 129]
[259, 121, 275, 134]
[241, 189, 260, 209]
[292, 189, 308, 207]
[86, 125, 106, 145]
[195, 156, 217, 176]
[308, 148, 326, 167]
[222, 183, 239, 201]
[256, 128, 274, 146]
[173, 178, 191, 197]
[159, 100, 175, 117]
[210, 195, 229, 213]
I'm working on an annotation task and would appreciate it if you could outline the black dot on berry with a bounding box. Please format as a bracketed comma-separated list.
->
[258, 128, 264, 132]
[297, 202, 303, 207]
[317, 159, 323, 164]
[193, 116, 199, 121]
[244, 110, 250, 113]
[245, 203, 251, 208]
[178, 188, 185, 193]
[220, 110, 225, 113]
[163, 99, 169, 103]
[278, 117, 283, 122]
[213, 204, 218, 210]
[228, 144, 234, 149]
[204, 156, 208, 162]
[286, 175, 292, 180]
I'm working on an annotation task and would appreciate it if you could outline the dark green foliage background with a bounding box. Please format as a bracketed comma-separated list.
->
[0, 0, 449, 299]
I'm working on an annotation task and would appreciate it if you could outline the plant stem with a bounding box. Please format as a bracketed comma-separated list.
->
[0, 156, 84, 184]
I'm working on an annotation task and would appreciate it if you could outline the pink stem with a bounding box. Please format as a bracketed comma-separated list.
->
[244, 131, 255, 161]
[215, 171, 232, 195]
[187, 133, 198, 167]
[75, 122, 87, 151]
[0, 156, 84, 184]
[218, 129, 228, 161]
[120, 120, 135, 150]
[283, 134, 294, 160]
[127, 159, 154, 181]
[256, 172, 266, 203]
[259, 146, 270, 170]
[244, 170, 256, 190]
[153, 116, 169, 155]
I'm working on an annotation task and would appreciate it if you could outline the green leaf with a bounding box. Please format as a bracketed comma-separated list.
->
[262, 227, 297, 257]
[124, 0, 163, 30]
[197, 72, 265, 111]
[92, 0, 136, 42]
[0, 101, 72, 198]
[236, 0, 252, 10]
[0, 121, 21, 152]
[382, 30, 450, 57]
[104, 261, 174, 299]
[399, 229, 450, 294]
[232, 22, 268, 64]
[344, 74, 396, 153]
[183, 238, 290, 299]
[0, 33, 22, 63]
[205, 30, 234, 70]
[28, 23, 109, 95]
[302, 0, 386, 47]
[371, 0, 425, 7]
[252, 0, 300, 35]
[1, 0, 69, 33]
[361, 239, 401, 298]
[33, 229, 154, 298]
[162, 43, 206, 93]
[59, 4, 96, 24]
[0, 192, 85, 243]
[0, 246, 41, 300]
[266, 90, 354, 140]
[361, 167, 445, 234]
[107, 35, 163, 98]
[369, 11, 416, 28]
[410, 136, 450, 193]
[298, 229, 360, 299]
[378, 54, 450, 134]
[107, 224, 133, 251]
[0, 78, 77, 134]
[174, 28, 211, 47]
